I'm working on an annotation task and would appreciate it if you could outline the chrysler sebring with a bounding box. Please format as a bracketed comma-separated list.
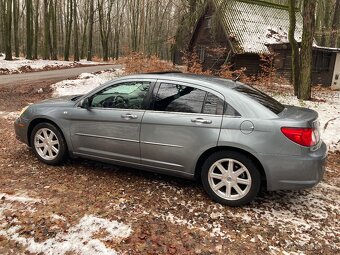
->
[14, 73, 327, 206]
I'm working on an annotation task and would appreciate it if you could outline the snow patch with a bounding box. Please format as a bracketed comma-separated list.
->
[0, 54, 105, 74]
[8, 215, 132, 255]
[0, 111, 20, 120]
[52, 69, 124, 97]
[265, 26, 289, 44]
[0, 192, 132, 255]
[0, 193, 41, 203]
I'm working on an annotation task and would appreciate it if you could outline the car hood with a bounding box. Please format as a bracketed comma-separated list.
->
[36, 95, 83, 106]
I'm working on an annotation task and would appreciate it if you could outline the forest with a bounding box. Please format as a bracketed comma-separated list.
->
[0, 0, 339, 62]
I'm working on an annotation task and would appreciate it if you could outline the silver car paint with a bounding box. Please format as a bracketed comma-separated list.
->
[14, 73, 327, 190]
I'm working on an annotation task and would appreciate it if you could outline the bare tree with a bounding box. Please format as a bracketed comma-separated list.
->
[13, 0, 20, 57]
[330, 0, 340, 47]
[288, 0, 300, 96]
[73, 0, 79, 61]
[97, 0, 114, 61]
[33, 0, 39, 59]
[43, 0, 50, 59]
[26, 0, 34, 59]
[87, 0, 94, 61]
[299, 0, 316, 100]
[4, 0, 13, 60]
[64, 0, 73, 61]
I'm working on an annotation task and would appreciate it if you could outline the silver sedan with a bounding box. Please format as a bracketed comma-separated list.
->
[14, 73, 327, 206]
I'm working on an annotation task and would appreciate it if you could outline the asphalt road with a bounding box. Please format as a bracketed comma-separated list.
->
[0, 64, 122, 87]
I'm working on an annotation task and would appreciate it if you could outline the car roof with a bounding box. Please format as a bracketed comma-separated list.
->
[118, 72, 240, 91]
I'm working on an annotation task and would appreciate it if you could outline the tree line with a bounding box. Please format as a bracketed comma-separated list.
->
[1, 0, 338, 62]
[0, 0, 196, 61]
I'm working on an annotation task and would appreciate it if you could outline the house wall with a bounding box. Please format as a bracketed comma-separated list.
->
[272, 48, 336, 86]
[331, 53, 340, 89]
[311, 51, 336, 86]
[232, 54, 261, 74]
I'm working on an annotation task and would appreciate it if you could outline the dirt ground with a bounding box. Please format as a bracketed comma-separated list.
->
[0, 82, 339, 255]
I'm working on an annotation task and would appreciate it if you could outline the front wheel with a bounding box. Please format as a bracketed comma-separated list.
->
[201, 151, 261, 206]
[30, 122, 67, 165]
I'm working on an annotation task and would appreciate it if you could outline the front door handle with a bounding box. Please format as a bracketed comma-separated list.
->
[191, 118, 212, 124]
[121, 113, 138, 120]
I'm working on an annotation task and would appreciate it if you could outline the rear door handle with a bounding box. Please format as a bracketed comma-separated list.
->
[121, 113, 138, 120]
[191, 118, 212, 124]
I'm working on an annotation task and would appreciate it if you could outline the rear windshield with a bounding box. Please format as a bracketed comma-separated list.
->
[233, 85, 285, 114]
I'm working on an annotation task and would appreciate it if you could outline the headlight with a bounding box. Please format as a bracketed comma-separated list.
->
[20, 106, 29, 116]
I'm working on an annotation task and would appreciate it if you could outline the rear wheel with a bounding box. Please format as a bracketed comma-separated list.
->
[201, 151, 261, 206]
[30, 123, 67, 165]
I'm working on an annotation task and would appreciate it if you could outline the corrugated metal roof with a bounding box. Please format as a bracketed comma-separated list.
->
[213, 0, 303, 54]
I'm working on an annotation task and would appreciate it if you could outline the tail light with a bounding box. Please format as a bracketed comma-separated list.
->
[281, 127, 319, 147]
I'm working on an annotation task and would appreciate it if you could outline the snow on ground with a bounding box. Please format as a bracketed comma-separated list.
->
[107, 175, 339, 254]
[52, 69, 124, 97]
[0, 54, 104, 74]
[0, 192, 132, 255]
[0, 111, 20, 120]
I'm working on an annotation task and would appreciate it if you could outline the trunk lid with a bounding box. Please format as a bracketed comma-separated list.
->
[279, 105, 318, 125]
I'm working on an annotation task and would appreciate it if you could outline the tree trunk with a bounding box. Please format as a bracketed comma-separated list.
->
[73, 0, 79, 61]
[43, 0, 50, 59]
[50, 0, 58, 59]
[87, 0, 94, 61]
[288, 0, 300, 96]
[299, 0, 316, 100]
[80, 1, 88, 60]
[4, 0, 12, 60]
[33, 0, 39, 59]
[330, 0, 340, 47]
[320, 0, 331, 46]
[97, 0, 113, 61]
[26, 0, 34, 59]
[64, 0, 73, 61]
[13, 0, 19, 57]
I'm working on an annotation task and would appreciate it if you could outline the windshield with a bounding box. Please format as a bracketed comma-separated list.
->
[233, 85, 285, 114]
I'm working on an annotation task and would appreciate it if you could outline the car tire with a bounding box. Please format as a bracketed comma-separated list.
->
[201, 151, 261, 206]
[30, 122, 67, 165]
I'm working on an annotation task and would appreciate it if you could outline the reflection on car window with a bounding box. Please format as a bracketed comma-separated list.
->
[233, 85, 284, 114]
[90, 81, 151, 109]
[154, 83, 206, 113]
[203, 92, 224, 115]
[154, 83, 234, 116]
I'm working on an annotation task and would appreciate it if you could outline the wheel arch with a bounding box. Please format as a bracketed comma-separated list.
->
[27, 118, 67, 148]
[195, 146, 267, 189]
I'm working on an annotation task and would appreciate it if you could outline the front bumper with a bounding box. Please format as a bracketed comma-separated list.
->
[14, 117, 29, 145]
[260, 141, 328, 191]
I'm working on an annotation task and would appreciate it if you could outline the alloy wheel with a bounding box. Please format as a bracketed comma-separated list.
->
[208, 158, 252, 201]
[34, 128, 60, 161]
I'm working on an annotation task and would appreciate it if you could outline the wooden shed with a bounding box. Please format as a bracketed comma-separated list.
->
[175, 0, 340, 86]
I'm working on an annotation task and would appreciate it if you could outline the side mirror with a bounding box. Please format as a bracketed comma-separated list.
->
[79, 98, 90, 109]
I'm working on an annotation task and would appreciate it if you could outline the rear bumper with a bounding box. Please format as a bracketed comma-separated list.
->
[14, 117, 29, 145]
[260, 141, 327, 191]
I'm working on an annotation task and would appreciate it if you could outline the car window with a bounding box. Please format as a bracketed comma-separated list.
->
[233, 85, 284, 114]
[154, 83, 233, 115]
[202, 92, 224, 115]
[90, 81, 151, 109]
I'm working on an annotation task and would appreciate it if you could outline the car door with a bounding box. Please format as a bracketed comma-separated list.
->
[140, 81, 224, 177]
[67, 79, 155, 164]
